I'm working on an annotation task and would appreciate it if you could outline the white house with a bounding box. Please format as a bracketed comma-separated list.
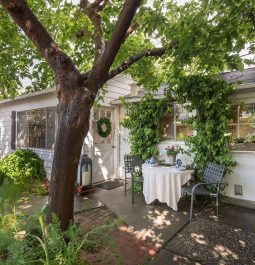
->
[113, 68, 255, 209]
[1, 69, 255, 208]
[0, 75, 133, 183]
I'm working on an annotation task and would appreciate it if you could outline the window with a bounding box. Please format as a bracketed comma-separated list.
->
[17, 107, 57, 149]
[228, 103, 255, 138]
[160, 106, 175, 140]
[160, 104, 193, 141]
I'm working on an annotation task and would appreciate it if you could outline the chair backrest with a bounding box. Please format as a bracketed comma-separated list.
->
[124, 155, 143, 174]
[203, 162, 225, 184]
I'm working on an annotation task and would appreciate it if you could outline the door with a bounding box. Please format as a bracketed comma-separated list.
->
[92, 107, 115, 183]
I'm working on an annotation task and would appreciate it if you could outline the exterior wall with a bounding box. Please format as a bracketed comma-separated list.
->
[0, 93, 58, 178]
[0, 75, 132, 179]
[118, 105, 131, 177]
[118, 86, 255, 204]
[223, 151, 255, 202]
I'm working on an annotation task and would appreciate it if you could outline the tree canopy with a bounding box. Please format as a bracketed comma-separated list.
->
[1, 0, 254, 99]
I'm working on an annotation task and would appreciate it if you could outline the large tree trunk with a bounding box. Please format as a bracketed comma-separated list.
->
[46, 78, 95, 230]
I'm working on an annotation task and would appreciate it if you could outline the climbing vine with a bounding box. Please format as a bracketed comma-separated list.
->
[122, 94, 170, 160]
[174, 75, 237, 177]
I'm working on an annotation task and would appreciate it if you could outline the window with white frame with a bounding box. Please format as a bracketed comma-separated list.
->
[160, 104, 193, 141]
[17, 107, 57, 149]
[228, 103, 255, 138]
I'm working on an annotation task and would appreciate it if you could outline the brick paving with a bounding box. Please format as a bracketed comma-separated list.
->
[75, 206, 158, 265]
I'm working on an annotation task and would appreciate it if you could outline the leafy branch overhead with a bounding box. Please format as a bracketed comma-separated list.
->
[1, 0, 255, 97]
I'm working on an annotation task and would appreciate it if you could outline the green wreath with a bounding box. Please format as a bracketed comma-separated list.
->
[97, 117, 111, 138]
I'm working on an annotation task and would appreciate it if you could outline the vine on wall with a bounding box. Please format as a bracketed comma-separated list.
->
[174, 75, 237, 177]
[122, 94, 170, 160]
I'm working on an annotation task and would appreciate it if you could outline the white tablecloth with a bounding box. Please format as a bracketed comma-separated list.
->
[142, 164, 194, 211]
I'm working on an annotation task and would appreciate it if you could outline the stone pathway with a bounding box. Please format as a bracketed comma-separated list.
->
[166, 218, 255, 265]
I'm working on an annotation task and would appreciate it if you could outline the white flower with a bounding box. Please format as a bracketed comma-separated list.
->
[134, 166, 140, 172]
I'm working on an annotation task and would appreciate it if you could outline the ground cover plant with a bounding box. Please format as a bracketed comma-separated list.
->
[0, 182, 119, 265]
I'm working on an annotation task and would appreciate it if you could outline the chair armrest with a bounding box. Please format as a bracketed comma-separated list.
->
[191, 182, 224, 194]
[191, 182, 208, 193]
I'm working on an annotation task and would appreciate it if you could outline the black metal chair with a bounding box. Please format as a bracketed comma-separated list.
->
[181, 162, 225, 222]
[124, 155, 143, 204]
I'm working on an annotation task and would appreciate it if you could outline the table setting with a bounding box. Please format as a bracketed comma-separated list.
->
[142, 146, 194, 211]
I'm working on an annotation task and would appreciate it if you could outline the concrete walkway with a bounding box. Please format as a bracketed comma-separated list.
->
[93, 185, 255, 265]
[17, 193, 104, 215]
[93, 186, 190, 249]
[17, 185, 255, 265]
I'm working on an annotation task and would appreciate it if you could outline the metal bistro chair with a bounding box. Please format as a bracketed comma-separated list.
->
[181, 162, 225, 222]
[124, 155, 143, 204]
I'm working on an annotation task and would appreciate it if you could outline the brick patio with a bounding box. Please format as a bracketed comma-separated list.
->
[75, 206, 158, 265]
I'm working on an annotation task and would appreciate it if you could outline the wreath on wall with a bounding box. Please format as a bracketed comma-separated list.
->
[97, 117, 111, 138]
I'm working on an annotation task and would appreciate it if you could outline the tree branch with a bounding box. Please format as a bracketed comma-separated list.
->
[91, 0, 109, 12]
[80, 0, 106, 63]
[90, 0, 143, 83]
[105, 47, 166, 81]
[0, 0, 78, 77]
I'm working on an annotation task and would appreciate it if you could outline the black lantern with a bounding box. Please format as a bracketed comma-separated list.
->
[79, 154, 92, 188]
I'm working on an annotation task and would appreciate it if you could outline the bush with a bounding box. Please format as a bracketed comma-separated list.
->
[0, 149, 46, 185]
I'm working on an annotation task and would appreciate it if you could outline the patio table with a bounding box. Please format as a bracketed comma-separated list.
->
[142, 164, 194, 211]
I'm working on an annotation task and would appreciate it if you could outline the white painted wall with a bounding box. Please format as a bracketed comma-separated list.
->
[117, 85, 255, 204]
[0, 75, 132, 179]
[223, 151, 255, 202]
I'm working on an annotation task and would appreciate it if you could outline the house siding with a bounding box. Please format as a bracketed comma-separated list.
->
[0, 75, 132, 179]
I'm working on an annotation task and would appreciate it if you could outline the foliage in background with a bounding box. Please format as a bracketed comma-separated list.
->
[174, 75, 237, 177]
[1, 1, 255, 98]
[122, 94, 171, 160]
[0, 149, 46, 185]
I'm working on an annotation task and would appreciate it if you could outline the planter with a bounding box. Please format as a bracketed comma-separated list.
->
[167, 155, 176, 165]
[229, 143, 255, 151]
[76, 185, 84, 193]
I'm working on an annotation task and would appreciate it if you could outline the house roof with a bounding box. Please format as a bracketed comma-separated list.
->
[1, 68, 254, 106]
[111, 67, 255, 104]
[221, 67, 255, 84]
[0, 88, 55, 106]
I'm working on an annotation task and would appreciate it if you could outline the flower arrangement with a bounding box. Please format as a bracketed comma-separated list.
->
[165, 145, 182, 157]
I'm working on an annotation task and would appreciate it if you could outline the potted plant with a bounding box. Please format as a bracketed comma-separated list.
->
[76, 185, 84, 194]
[165, 145, 182, 165]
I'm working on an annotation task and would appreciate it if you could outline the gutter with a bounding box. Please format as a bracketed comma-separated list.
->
[0, 88, 55, 106]
[111, 94, 165, 105]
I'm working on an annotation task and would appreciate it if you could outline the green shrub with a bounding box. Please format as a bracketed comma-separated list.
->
[0, 149, 46, 185]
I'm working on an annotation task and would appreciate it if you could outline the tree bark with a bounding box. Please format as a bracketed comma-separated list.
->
[47, 75, 96, 230]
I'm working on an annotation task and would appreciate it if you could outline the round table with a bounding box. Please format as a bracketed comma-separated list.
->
[142, 164, 194, 211]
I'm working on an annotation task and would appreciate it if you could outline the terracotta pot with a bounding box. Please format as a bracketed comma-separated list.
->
[76, 186, 83, 193]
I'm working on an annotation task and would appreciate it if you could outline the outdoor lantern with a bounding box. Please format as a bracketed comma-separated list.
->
[79, 154, 92, 188]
